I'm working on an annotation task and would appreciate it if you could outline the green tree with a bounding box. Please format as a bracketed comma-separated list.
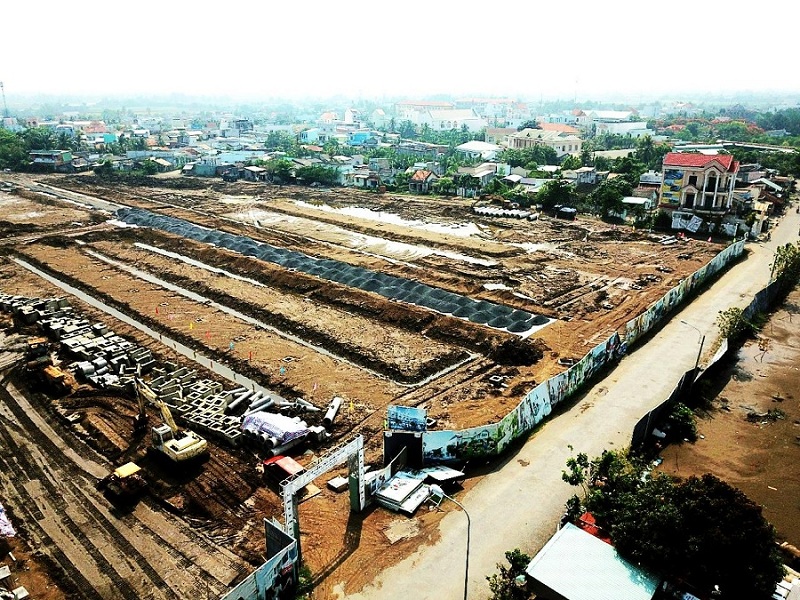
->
[393, 171, 411, 191]
[579, 147, 593, 167]
[94, 160, 114, 178]
[487, 548, 533, 600]
[263, 158, 294, 184]
[0, 129, 28, 170]
[21, 126, 57, 151]
[666, 402, 698, 442]
[563, 451, 784, 600]
[432, 176, 454, 195]
[322, 139, 341, 156]
[590, 177, 633, 217]
[560, 154, 581, 170]
[500, 146, 558, 168]
[137, 159, 159, 176]
[612, 474, 784, 600]
[771, 241, 800, 283]
[716, 307, 752, 340]
[295, 164, 339, 186]
[536, 178, 574, 210]
[399, 120, 416, 139]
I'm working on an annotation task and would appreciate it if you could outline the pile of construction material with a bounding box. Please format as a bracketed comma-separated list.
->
[145, 363, 244, 446]
[240, 411, 326, 456]
[374, 473, 432, 515]
[473, 206, 531, 219]
[0, 294, 155, 392]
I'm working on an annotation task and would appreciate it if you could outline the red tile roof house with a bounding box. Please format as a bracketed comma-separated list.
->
[659, 152, 739, 215]
[408, 169, 438, 194]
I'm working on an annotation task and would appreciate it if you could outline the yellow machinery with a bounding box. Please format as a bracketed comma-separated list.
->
[135, 379, 208, 463]
[97, 461, 147, 501]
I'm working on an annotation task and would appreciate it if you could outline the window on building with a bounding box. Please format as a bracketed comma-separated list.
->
[688, 175, 698, 187]
[684, 193, 695, 208]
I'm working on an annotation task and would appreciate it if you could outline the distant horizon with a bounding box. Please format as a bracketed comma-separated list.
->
[3, 88, 799, 115]
[5, 0, 799, 115]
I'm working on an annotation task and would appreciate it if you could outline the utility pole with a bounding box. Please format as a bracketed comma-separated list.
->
[0, 81, 8, 118]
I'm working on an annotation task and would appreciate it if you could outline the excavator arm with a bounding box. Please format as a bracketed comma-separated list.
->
[156, 399, 178, 434]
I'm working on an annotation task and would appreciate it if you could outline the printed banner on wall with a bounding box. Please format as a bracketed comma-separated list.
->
[419, 241, 745, 465]
[422, 424, 501, 463]
[387, 405, 427, 432]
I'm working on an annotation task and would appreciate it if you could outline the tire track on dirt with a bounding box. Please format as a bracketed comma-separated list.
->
[0, 383, 184, 599]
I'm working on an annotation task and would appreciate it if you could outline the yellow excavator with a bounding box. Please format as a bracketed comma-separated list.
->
[134, 378, 209, 463]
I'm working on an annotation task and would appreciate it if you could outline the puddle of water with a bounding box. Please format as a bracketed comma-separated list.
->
[294, 200, 485, 238]
[484, 283, 511, 291]
[230, 208, 497, 267]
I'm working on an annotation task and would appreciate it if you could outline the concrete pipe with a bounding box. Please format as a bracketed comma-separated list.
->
[322, 396, 343, 428]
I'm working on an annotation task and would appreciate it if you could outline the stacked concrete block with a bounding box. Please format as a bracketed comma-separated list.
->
[1, 292, 250, 448]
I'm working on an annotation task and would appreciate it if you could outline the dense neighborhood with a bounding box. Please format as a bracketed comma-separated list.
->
[3, 97, 799, 243]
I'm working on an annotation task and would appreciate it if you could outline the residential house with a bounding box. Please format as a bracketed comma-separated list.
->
[610, 196, 656, 221]
[453, 97, 530, 126]
[299, 128, 328, 144]
[29, 150, 73, 173]
[396, 141, 447, 158]
[406, 161, 443, 177]
[147, 157, 173, 173]
[507, 128, 582, 157]
[395, 100, 454, 122]
[348, 131, 379, 146]
[344, 108, 361, 126]
[347, 166, 381, 189]
[455, 140, 502, 161]
[425, 109, 486, 132]
[370, 109, 387, 129]
[1, 117, 22, 132]
[736, 164, 765, 184]
[485, 127, 516, 145]
[573, 166, 597, 185]
[409, 169, 439, 194]
[536, 122, 581, 136]
[593, 121, 653, 137]
[525, 523, 660, 600]
[369, 157, 396, 184]
[456, 163, 497, 197]
[639, 170, 662, 187]
[659, 152, 739, 214]
[242, 165, 267, 181]
[516, 177, 549, 196]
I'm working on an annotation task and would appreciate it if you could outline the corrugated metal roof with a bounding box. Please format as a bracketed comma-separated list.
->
[526, 523, 660, 600]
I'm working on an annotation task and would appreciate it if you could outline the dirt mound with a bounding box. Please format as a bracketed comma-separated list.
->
[488, 336, 547, 366]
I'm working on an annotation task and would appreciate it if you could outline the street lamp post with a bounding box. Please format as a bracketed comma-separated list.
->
[430, 485, 471, 600]
[680, 320, 705, 394]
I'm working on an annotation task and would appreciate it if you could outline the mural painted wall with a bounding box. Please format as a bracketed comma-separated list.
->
[415, 240, 745, 464]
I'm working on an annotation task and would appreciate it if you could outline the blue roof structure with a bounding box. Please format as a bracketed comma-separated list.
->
[525, 523, 660, 600]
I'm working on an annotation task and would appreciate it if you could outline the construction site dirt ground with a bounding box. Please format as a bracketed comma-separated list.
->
[0, 173, 747, 598]
[658, 285, 800, 551]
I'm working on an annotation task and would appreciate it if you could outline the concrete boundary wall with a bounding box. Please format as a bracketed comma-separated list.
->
[630, 272, 788, 451]
[415, 240, 746, 464]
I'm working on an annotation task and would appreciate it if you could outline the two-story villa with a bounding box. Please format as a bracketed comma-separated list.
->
[659, 152, 739, 214]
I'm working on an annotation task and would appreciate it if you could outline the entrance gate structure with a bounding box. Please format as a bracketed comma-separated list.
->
[279, 435, 366, 562]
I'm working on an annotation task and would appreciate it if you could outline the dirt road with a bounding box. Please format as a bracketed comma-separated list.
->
[0, 378, 248, 600]
[344, 210, 800, 599]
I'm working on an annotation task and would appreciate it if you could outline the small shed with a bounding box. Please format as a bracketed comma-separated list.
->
[525, 523, 660, 600]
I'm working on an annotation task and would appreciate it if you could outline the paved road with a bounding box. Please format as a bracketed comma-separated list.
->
[346, 207, 800, 600]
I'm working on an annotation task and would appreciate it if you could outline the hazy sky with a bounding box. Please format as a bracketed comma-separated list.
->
[3, 0, 799, 103]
